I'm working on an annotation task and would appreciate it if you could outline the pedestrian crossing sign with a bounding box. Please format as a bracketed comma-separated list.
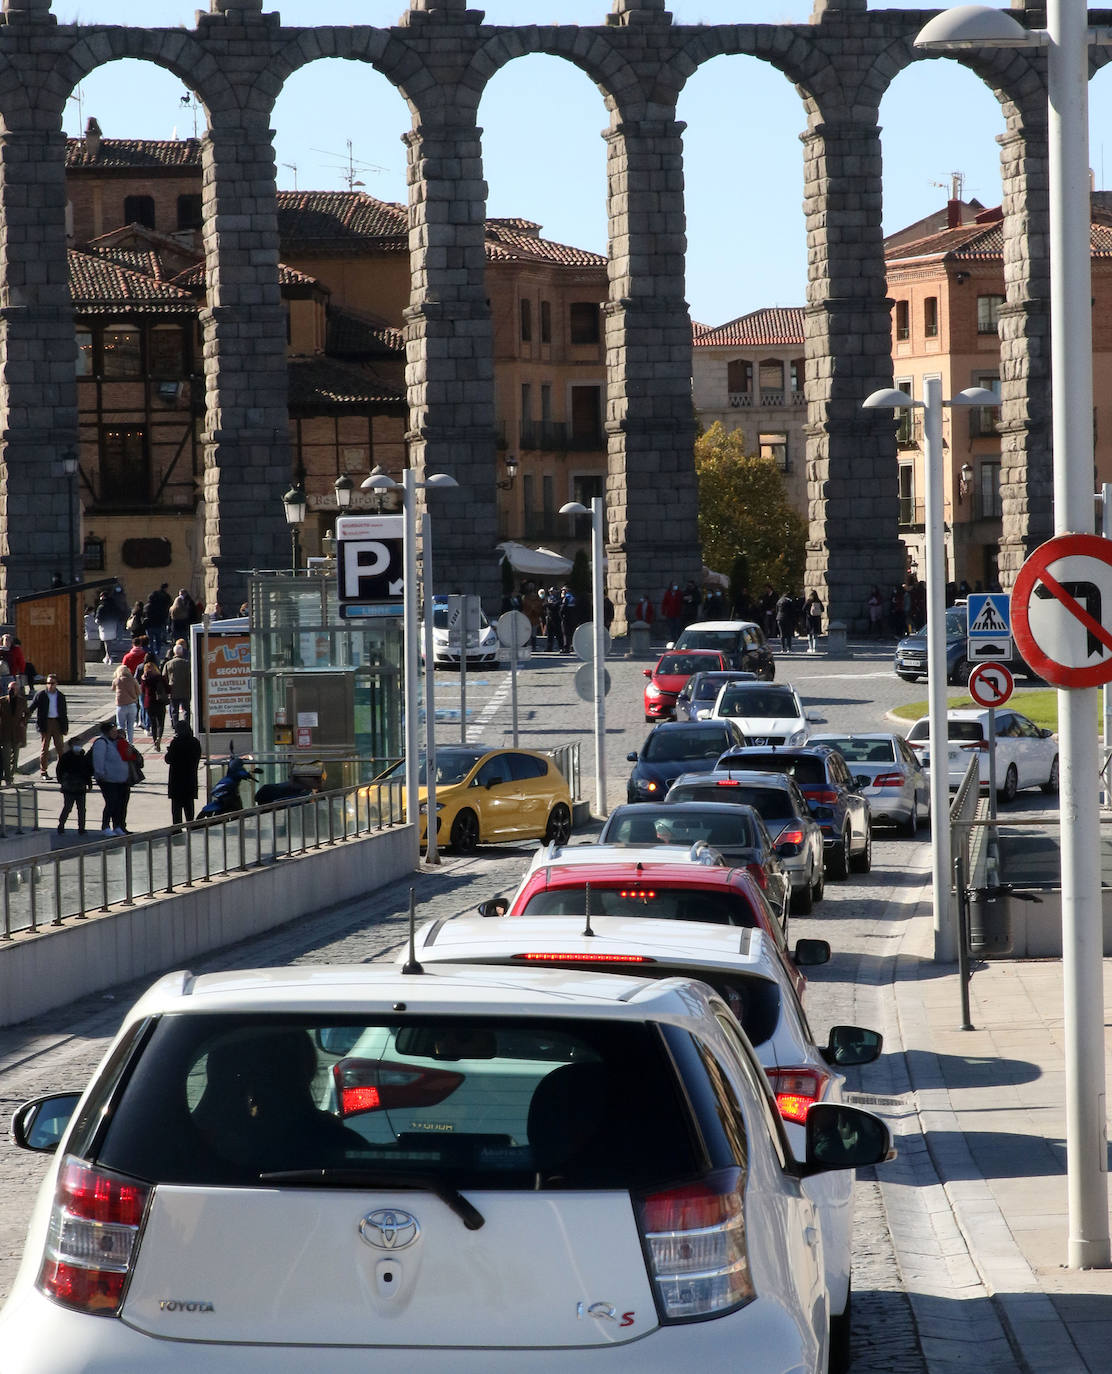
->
[967, 593, 1011, 638]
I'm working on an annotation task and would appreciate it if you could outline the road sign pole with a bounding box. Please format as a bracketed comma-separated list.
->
[510, 633, 519, 748]
[591, 497, 607, 818]
[459, 596, 468, 745]
[986, 706, 997, 824]
[402, 470, 420, 840]
[421, 512, 439, 867]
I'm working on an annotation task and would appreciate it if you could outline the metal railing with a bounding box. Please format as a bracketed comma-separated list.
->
[547, 741, 581, 806]
[0, 785, 38, 838]
[0, 778, 405, 940]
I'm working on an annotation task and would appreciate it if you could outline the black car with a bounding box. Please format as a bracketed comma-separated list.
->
[625, 719, 747, 803]
[598, 800, 792, 923]
[674, 669, 758, 722]
[717, 745, 872, 879]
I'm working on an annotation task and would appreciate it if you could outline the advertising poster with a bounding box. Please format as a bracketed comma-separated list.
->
[205, 633, 252, 733]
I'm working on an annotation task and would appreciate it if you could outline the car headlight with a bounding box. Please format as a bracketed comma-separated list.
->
[418, 802, 445, 814]
[787, 729, 807, 746]
[634, 778, 660, 794]
[646, 684, 662, 698]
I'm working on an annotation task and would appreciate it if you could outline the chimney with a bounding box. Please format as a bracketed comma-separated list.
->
[947, 199, 962, 230]
[84, 117, 102, 159]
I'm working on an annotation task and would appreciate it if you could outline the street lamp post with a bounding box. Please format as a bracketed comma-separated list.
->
[863, 384, 997, 964]
[560, 497, 607, 817]
[60, 450, 80, 681]
[282, 483, 307, 573]
[917, 0, 1112, 1277]
[362, 467, 458, 853]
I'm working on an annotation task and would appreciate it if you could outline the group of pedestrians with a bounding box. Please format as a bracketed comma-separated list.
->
[91, 583, 201, 665]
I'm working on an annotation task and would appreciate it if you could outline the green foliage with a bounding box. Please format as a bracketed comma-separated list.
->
[695, 423, 806, 593]
[728, 552, 749, 619]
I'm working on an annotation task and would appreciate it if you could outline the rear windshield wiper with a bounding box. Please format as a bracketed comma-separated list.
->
[258, 1168, 485, 1230]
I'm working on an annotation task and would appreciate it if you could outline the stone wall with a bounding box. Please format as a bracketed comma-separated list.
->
[0, 0, 1057, 628]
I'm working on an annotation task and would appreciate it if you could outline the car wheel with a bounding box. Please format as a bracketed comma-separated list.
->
[811, 863, 825, 904]
[948, 656, 970, 686]
[999, 763, 1018, 805]
[900, 803, 919, 838]
[850, 823, 872, 873]
[829, 1286, 852, 1374]
[827, 833, 849, 879]
[791, 877, 813, 915]
[449, 808, 480, 854]
[1041, 755, 1059, 795]
[544, 803, 572, 847]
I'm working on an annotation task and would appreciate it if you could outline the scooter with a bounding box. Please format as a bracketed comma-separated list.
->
[197, 753, 259, 818]
[254, 763, 325, 808]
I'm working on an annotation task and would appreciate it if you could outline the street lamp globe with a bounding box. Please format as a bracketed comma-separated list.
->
[334, 473, 353, 509]
[282, 483, 307, 527]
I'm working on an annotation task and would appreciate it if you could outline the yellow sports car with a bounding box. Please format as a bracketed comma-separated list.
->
[373, 744, 573, 853]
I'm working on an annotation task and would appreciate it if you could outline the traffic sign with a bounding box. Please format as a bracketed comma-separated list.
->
[572, 622, 612, 661]
[967, 591, 1011, 663]
[336, 515, 404, 606]
[968, 636, 1013, 664]
[497, 610, 532, 650]
[1012, 533, 1112, 688]
[967, 661, 1014, 709]
[574, 662, 611, 702]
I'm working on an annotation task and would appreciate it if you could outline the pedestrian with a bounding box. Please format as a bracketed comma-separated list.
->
[681, 579, 701, 627]
[29, 672, 68, 778]
[0, 679, 28, 784]
[889, 585, 906, 637]
[164, 642, 192, 726]
[165, 720, 202, 825]
[122, 636, 148, 678]
[141, 657, 169, 750]
[867, 586, 883, 639]
[632, 593, 655, 627]
[112, 663, 141, 744]
[125, 600, 146, 639]
[145, 582, 171, 660]
[703, 586, 724, 620]
[5, 636, 26, 693]
[91, 719, 129, 836]
[558, 585, 577, 653]
[661, 583, 683, 641]
[775, 590, 797, 653]
[56, 737, 93, 834]
[94, 589, 120, 664]
[759, 583, 778, 638]
[169, 588, 193, 648]
[521, 582, 542, 650]
[804, 590, 824, 654]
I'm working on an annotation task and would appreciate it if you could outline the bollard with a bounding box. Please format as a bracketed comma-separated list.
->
[629, 619, 652, 657]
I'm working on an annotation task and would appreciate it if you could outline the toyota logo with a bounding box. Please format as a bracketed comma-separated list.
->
[360, 1208, 420, 1250]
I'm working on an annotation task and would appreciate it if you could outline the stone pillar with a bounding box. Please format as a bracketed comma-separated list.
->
[802, 113, 905, 629]
[199, 117, 290, 613]
[0, 123, 77, 617]
[402, 103, 499, 613]
[604, 116, 700, 636]
[1, 0, 55, 17]
[997, 115, 1052, 587]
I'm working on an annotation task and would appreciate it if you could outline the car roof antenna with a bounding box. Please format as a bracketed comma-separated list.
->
[402, 886, 424, 975]
[583, 880, 594, 938]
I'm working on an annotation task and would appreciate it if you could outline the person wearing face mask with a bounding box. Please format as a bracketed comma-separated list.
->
[661, 583, 683, 641]
[56, 737, 94, 834]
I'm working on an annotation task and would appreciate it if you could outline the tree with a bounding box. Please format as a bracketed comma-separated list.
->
[695, 422, 806, 594]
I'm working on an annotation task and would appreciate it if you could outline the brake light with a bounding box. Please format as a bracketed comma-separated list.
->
[637, 1167, 755, 1320]
[767, 1067, 830, 1124]
[38, 1157, 151, 1314]
[715, 779, 741, 787]
[332, 1059, 464, 1117]
[959, 741, 990, 752]
[871, 772, 904, 788]
[745, 862, 768, 890]
[777, 828, 805, 846]
[807, 788, 840, 805]
[512, 951, 653, 963]
[618, 888, 656, 900]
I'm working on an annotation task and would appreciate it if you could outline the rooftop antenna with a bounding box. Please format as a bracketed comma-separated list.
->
[282, 162, 299, 191]
[179, 90, 200, 139]
[582, 881, 594, 938]
[67, 83, 85, 137]
[401, 886, 424, 975]
[311, 139, 387, 191]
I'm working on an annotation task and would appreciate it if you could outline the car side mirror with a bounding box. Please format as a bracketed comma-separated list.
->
[11, 1092, 82, 1153]
[1040, 728, 1052, 739]
[626, 752, 639, 762]
[806, 712, 823, 724]
[822, 1025, 883, 1067]
[801, 1103, 894, 1173]
[792, 938, 831, 967]
[643, 668, 652, 678]
[477, 897, 509, 918]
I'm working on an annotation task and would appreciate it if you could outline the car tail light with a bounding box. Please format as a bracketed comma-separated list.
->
[636, 1167, 755, 1320]
[908, 740, 926, 752]
[767, 1067, 831, 1124]
[745, 862, 768, 890]
[333, 1059, 464, 1117]
[714, 778, 741, 787]
[512, 951, 654, 964]
[871, 772, 904, 788]
[38, 1157, 151, 1314]
[806, 788, 840, 805]
[960, 741, 990, 752]
[777, 827, 805, 846]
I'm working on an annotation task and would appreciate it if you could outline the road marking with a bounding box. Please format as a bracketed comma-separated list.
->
[467, 675, 512, 742]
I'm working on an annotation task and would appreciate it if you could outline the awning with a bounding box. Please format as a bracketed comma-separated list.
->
[496, 541, 574, 577]
[702, 566, 730, 589]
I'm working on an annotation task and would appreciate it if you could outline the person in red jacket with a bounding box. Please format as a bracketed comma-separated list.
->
[661, 584, 683, 640]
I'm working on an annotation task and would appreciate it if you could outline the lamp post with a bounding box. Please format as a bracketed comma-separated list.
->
[863, 384, 997, 965]
[362, 467, 458, 856]
[60, 450, 80, 681]
[917, 0, 1111, 1276]
[282, 483, 307, 573]
[560, 497, 607, 817]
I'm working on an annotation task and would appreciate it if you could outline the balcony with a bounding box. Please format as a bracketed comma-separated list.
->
[898, 497, 924, 527]
[727, 390, 804, 410]
[519, 420, 605, 452]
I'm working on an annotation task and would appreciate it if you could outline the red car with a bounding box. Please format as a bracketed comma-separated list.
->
[479, 856, 812, 998]
[642, 648, 726, 721]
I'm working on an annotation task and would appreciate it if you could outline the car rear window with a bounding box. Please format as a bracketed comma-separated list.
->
[717, 687, 796, 719]
[819, 738, 896, 764]
[726, 754, 825, 787]
[669, 782, 795, 821]
[657, 654, 709, 675]
[522, 883, 758, 927]
[87, 1013, 700, 1192]
[907, 720, 984, 743]
[608, 809, 758, 850]
[643, 727, 730, 762]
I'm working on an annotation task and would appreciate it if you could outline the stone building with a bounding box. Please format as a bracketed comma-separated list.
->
[0, 0, 1068, 632]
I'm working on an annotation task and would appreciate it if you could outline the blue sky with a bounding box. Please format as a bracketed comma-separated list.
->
[56, 2, 1112, 325]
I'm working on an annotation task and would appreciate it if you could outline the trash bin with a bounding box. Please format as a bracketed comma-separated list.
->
[967, 884, 1043, 957]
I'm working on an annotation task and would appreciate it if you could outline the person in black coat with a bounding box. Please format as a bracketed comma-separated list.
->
[165, 720, 202, 825]
[56, 738, 94, 834]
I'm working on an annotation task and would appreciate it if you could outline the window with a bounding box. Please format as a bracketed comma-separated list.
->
[789, 358, 805, 394]
[759, 432, 788, 472]
[149, 326, 186, 379]
[895, 299, 909, 341]
[100, 426, 149, 505]
[540, 300, 551, 344]
[898, 462, 915, 525]
[75, 328, 93, 377]
[177, 194, 203, 232]
[123, 195, 155, 230]
[540, 383, 552, 421]
[521, 383, 532, 424]
[569, 302, 600, 345]
[727, 359, 752, 395]
[570, 386, 602, 446]
[758, 359, 784, 396]
[977, 295, 1005, 335]
[977, 460, 1002, 519]
[895, 379, 914, 446]
[101, 325, 141, 378]
[970, 373, 1001, 438]
[924, 296, 938, 337]
[520, 298, 532, 343]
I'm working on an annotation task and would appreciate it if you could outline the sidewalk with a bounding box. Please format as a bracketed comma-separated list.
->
[888, 888, 1112, 1371]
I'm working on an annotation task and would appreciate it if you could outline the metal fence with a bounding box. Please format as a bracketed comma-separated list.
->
[548, 742, 580, 805]
[0, 785, 37, 838]
[0, 778, 405, 940]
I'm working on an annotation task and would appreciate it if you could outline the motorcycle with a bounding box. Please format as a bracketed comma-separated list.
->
[197, 753, 259, 819]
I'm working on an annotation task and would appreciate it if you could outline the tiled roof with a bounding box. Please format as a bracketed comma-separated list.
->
[68, 249, 198, 314]
[888, 218, 1112, 263]
[277, 191, 408, 250]
[85, 246, 172, 281]
[326, 308, 405, 358]
[169, 261, 322, 290]
[287, 356, 405, 410]
[66, 137, 202, 170]
[693, 307, 805, 348]
[484, 222, 606, 268]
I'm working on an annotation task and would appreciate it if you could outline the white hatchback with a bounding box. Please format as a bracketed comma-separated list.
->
[905, 707, 1059, 801]
[2, 963, 891, 1373]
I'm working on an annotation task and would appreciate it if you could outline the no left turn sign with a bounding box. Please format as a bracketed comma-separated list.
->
[1012, 533, 1112, 688]
[967, 661, 1014, 709]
